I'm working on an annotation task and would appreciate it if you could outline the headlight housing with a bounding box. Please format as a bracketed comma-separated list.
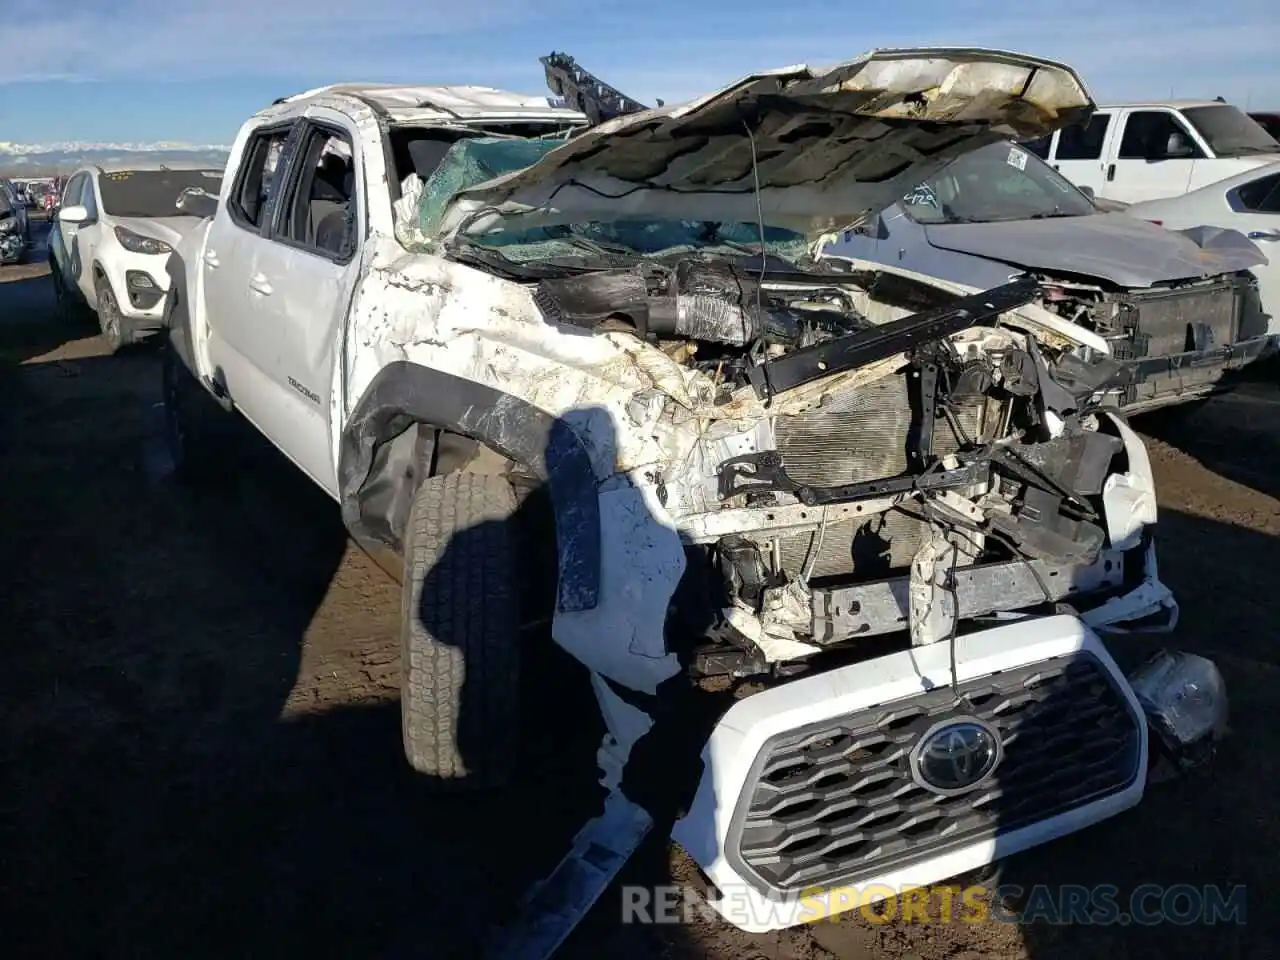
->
[114, 225, 172, 256]
[0, 217, 16, 234]
[1128, 649, 1228, 779]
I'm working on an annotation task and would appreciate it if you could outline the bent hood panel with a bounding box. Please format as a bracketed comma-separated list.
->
[441, 48, 1094, 240]
[922, 212, 1266, 287]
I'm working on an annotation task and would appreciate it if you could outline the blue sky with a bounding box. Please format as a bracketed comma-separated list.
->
[1, 0, 1277, 145]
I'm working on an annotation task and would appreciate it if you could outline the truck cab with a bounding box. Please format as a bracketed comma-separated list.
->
[1024, 100, 1280, 204]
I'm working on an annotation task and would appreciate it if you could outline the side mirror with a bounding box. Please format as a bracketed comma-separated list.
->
[57, 204, 89, 224]
[175, 186, 218, 219]
[1078, 184, 1096, 200]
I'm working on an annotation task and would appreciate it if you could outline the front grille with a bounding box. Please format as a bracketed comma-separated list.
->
[1108, 280, 1242, 360]
[728, 653, 1142, 896]
[772, 374, 996, 579]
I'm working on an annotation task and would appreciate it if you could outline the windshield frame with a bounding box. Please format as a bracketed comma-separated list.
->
[97, 168, 225, 218]
[1181, 105, 1279, 157]
[897, 140, 1098, 226]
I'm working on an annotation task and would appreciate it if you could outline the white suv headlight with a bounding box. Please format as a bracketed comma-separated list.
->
[114, 225, 172, 255]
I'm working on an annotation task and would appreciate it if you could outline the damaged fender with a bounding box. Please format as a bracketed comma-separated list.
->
[337, 361, 601, 612]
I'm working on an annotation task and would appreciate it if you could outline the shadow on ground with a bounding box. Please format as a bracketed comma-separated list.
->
[1135, 377, 1280, 501]
[0, 336, 602, 958]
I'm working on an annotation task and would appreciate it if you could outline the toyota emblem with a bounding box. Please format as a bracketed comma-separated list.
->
[911, 718, 1002, 795]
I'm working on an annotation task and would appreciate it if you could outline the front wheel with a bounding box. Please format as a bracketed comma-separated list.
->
[400, 472, 521, 790]
[94, 273, 134, 354]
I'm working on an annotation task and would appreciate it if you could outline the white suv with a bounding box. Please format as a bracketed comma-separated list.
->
[49, 162, 223, 351]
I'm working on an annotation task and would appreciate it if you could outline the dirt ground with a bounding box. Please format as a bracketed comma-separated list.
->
[2, 235, 1278, 960]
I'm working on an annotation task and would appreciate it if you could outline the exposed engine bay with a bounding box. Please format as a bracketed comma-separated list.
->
[524, 256, 1170, 680]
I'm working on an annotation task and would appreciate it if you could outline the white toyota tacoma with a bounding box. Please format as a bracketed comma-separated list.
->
[161, 49, 1224, 935]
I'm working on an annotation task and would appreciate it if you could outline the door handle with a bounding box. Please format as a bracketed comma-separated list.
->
[248, 272, 273, 296]
[1247, 230, 1280, 242]
[203, 249, 220, 269]
[1106, 163, 1116, 182]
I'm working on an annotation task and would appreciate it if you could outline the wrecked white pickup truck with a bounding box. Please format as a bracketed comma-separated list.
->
[161, 50, 1223, 936]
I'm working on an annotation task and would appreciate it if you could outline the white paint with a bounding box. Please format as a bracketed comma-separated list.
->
[590, 673, 655, 793]
[551, 483, 685, 695]
[670, 615, 1149, 933]
[51, 166, 217, 321]
[1102, 410, 1160, 552]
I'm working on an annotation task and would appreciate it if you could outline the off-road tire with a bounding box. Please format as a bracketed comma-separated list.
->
[161, 337, 233, 482]
[400, 472, 520, 789]
[94, 273, 134, 354]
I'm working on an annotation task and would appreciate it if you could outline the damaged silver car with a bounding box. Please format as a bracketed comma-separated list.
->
[163, 48, 1224, 940]
[825, 139, 1274, 413]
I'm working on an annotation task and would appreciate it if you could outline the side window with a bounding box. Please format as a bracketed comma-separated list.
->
[276, 124, 358, 260]
[228, 126, 294, 231]
[1055, 114, 1111, 160]
[62, 173, 85, 207]
[1236, 173, 1280, 213]
[1118, 111, 1204, 160]
[81, 178, 99, 219]
[1021, 134, 1052, 159]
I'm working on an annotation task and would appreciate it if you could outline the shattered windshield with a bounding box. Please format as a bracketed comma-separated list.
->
[1182, 105, 1279, 157]
[398, 136, 810, 265]
[902, 141, 1096, 225]
[98, 169, 224, 218]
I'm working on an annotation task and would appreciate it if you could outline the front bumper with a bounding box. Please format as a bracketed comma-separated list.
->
[671, 614, 1148, 932]
[96, 259, 171, 326]
[1103, 334, 1276, 414]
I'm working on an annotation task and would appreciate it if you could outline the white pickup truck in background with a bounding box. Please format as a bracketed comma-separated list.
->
[160, 50, 1224, 935]
[1024, 99, 1280, 204]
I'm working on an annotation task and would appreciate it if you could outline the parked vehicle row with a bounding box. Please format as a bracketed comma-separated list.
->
[0, 178, 32, 264]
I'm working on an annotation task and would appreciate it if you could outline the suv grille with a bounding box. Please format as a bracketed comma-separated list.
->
[729, 653, 1142, 896]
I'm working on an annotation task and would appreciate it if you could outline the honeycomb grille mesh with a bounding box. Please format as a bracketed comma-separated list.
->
[730, 654, 1142, 895]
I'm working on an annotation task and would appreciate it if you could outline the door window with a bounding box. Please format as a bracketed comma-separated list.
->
[1055, 114, 1111, 160]
[1235, 173, 1280, 213]
[228, 126, 294, 231]
[1118, 111, 1204, 160]
[62, 173, 86, 207]
[81, 177, 99, 220]
[275, 125, 358, 261]
[1021, 134, 1052, 159]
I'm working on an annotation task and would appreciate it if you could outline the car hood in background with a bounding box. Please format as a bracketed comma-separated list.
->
[922, 212, 1266, 287]
[441, 47, 1095, 241]
[112, 215, 207, 249]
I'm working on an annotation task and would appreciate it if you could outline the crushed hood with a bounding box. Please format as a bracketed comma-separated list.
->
[440, 48, 1094, 241]
[921, 212, 1266, 287]
[112, 215, 206, 249]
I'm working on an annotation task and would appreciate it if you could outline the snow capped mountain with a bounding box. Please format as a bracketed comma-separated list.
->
[0, 141, 231, 175]
[0, 140, 230, 155]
